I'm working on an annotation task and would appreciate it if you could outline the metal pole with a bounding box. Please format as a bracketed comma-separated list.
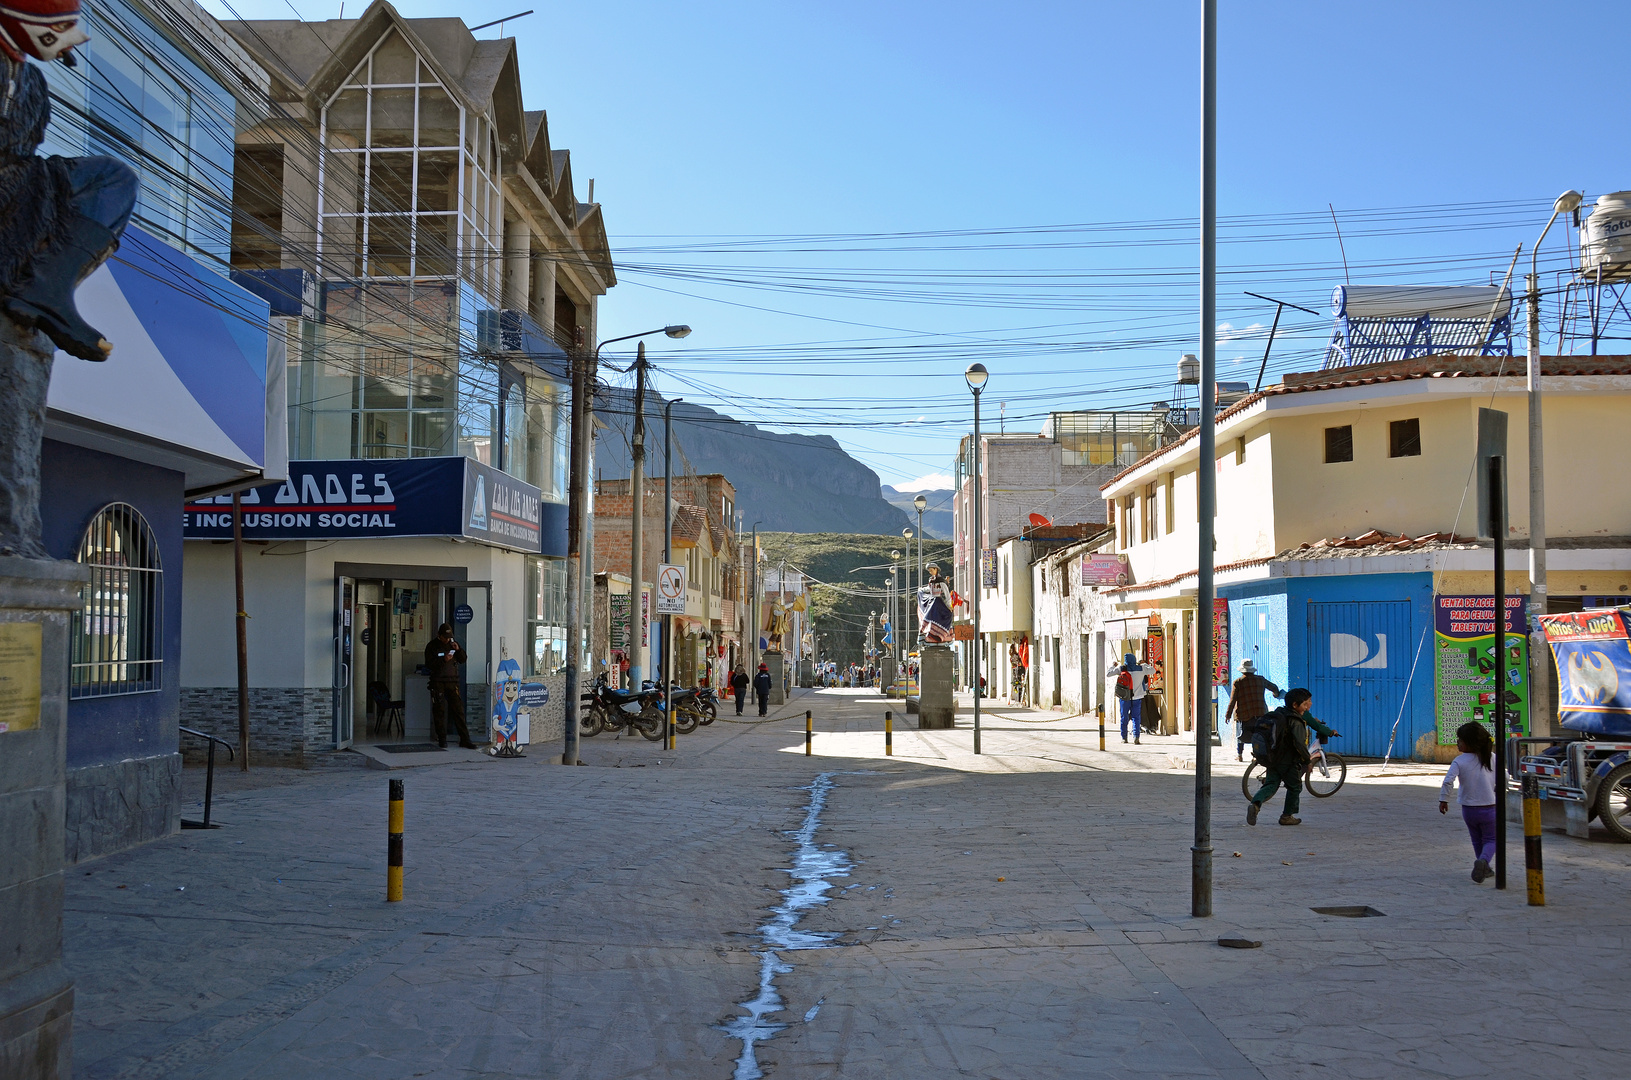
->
[885, 709, 893, 756]
[386, 778, 404, 902]
[916, 509, 924, 644]
[751, 522, 761, 672]
[1192, 0, 1217, 919]
[1526, 271, 1551, 736]
[1523, 772, 1545, 905]
[972, 389, 983, 755]
[1491, 454, 1508, 890]
[664, 399, 680, 747]
[232, 491, 249, 771]
[1252, 302, 1284, 394]
[563, 347, 587, 765]
[629, 341, 647, 688]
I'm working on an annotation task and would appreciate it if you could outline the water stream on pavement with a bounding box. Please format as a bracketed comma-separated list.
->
[720, 772, 852, 1080]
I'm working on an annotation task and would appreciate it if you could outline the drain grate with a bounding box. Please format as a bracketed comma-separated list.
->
[1311, 905, 1385, 918]
[376, 743, 447, 754]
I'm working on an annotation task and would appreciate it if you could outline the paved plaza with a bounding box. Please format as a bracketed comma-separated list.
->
[64, 688, 1631, 1079]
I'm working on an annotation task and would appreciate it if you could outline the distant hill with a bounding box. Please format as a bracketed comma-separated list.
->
[593, 387, 912, 535]
[759, 532, 954, 666]
[880, 485, 954, 539]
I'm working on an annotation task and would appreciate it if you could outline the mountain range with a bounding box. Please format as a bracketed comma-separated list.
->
[880, 485, 954, 539]
[593, 387, 913, 534]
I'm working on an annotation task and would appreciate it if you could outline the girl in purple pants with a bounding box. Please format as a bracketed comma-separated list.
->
[1439, 722, 1498, 883]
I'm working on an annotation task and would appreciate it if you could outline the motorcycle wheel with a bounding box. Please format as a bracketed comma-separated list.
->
[579, 707, 604, 738]
[636, 713, 665, 741]
[675, 709, 700, 735]
[700, 702, 717, 725]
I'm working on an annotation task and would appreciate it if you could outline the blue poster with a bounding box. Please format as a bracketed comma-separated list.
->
[1540, 608, 1631, 736]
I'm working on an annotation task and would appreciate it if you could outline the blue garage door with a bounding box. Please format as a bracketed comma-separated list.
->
[1306, 601, 1413, 759]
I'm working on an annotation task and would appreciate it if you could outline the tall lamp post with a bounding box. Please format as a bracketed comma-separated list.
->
[750, 520, 763, 672]
[902, 528, 915, 645]
[1192, 0, 1217, 919]
[1525, 190, 1583, 736]
[914, 495, 927, 644]
[594, 324, 690, 703]
[966, 362, 988, 754]
[662, 396, 684, 743]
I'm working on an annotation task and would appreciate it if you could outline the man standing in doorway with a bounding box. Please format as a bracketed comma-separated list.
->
[1224, 659, 1282, 763]
[1246, 688, 1338, 827]
[426, 623, 477, 749]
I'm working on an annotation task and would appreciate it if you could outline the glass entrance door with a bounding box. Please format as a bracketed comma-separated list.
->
[444, 582, 492, 743]
[333, 576, 355, 748]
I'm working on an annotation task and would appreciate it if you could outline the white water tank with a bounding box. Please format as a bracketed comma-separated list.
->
[1581, 191, 1631, 283]
[1177, 354, 1200, 384]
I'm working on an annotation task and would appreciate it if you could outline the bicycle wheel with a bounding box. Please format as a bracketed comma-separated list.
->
[1306, 753, 1346, 798]
[1242, 760, 1264, 802]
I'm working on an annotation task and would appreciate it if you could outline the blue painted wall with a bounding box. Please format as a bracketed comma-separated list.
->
[42, 440, 184, 769]
[1221, 572, 1436, 759]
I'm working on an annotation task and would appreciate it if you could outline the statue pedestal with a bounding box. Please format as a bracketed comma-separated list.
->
[0, 556, 87, 1080]
[917, 645, 955, 729]
[763, 651, 785, 705]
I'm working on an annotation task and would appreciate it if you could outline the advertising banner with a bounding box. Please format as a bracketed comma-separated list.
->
[1081, 553, 1130, 587]
[1433, 595, 1529, 745]
[1540, 607, 1631, 736]
[610, 593, 631, 650]
[981, 548, 998, 589]
[1147, 621, 1165, 693]
[1211, 599, 1229, 687]
[184, 457, 564, 555]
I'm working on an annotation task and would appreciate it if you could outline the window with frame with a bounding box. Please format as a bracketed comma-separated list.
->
[525, 555, 567, 676]
[71, 503, 162, 697]
[1324, 425, 1354, 463]
[1142, 483, 1157, 543]
[1163, 472, 1176, 534]
[1390, 417, 1422, 458]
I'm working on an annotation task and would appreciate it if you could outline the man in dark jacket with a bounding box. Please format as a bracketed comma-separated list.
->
[731, 667, 750, 715]
[424, 623, 476, 749]
[753, 663, 773, 716]
[1246, 688, 1338, 826]
[1224, 659, 1282, 762]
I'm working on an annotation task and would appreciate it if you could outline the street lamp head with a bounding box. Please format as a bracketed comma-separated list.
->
[1554, 190, 1584, 214]
[903, 527, 913, 539]
[914, 494, 927, 512]
[964, 362, 989, 392]
[891, 549, 901, 559]
[663, 325, 692, 339]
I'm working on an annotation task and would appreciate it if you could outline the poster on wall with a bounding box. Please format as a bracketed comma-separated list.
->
[640, 590, 650, 648]
[1539, 607, 1631, 736]
[1081, 553, 1130, 587]
[981, 548, 998, 589]
[1433, 595, 1529, 745]
[1211, 599, 1229, 687]
[609, 593, 631, 650]
[1146, 622, 1165, 693]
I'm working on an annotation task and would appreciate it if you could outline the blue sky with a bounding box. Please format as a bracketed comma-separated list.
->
[204, 0, 1631, 491]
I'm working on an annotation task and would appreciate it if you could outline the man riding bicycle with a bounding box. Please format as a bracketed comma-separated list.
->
[1246, 688, 1339, 827]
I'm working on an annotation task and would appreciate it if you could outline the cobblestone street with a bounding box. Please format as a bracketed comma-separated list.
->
[65, 688, 1631, 1079]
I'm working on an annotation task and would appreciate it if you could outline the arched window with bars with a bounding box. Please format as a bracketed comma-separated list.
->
[71, 503, 163, 698]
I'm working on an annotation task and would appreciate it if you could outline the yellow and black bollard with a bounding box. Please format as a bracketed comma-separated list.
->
[805, 710, 813, 756]
[386, 778, 404, 902]
[1097, 703, 1105, 752]
[1522, 774, 1545, 906]
[885, 710, 893, 757]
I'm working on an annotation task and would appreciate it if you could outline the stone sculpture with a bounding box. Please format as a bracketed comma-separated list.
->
[0, 0, 138, 555]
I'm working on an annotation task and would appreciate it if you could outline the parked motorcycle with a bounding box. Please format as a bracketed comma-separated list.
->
[583, 675, 663, 741]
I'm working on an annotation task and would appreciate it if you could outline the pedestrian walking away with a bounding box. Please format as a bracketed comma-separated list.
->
[753, 663, 773, 716]
[1440, 721, 1499, 882]
[1225, 659, 1282, 762]
[731, 666, 750, 716]
[1246, 688, 1338, 826]
[1112, 653, 1146, 744]
[424, 623, 477, 749]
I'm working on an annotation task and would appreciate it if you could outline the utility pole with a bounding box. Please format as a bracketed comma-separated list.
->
[750, 521, 762, 671]
[629, 341, 647, 688]
[562, 343, 589, 766]
[232, 492, 249, 770]
[1192, 0, 1217, 919]
[663, 397, 682, 736]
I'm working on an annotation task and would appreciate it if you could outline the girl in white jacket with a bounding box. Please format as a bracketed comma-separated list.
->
[1439, 721, 1498, 883]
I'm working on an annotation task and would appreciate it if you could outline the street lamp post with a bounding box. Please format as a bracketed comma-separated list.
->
[663, 396, 684, 744]
[966, 362, 988, 754]
[597, 325, 690, 700]
[902, 528, 915, 647]
[914, 494, 926, 645]
[750, 520, 763, 672]
[1525, 190, 1583, 737]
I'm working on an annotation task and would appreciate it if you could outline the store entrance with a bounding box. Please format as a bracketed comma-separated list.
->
[333, 575, 465, 747]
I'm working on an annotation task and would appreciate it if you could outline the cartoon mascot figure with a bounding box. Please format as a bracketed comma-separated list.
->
[489, 657, 528, 757]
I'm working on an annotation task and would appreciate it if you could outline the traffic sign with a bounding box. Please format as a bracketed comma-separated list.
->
[655, 563, 687, 615]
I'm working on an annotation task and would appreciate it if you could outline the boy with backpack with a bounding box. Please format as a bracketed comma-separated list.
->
[1246, 688, 1339, 826]
[1112, 653, 1147, 745]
